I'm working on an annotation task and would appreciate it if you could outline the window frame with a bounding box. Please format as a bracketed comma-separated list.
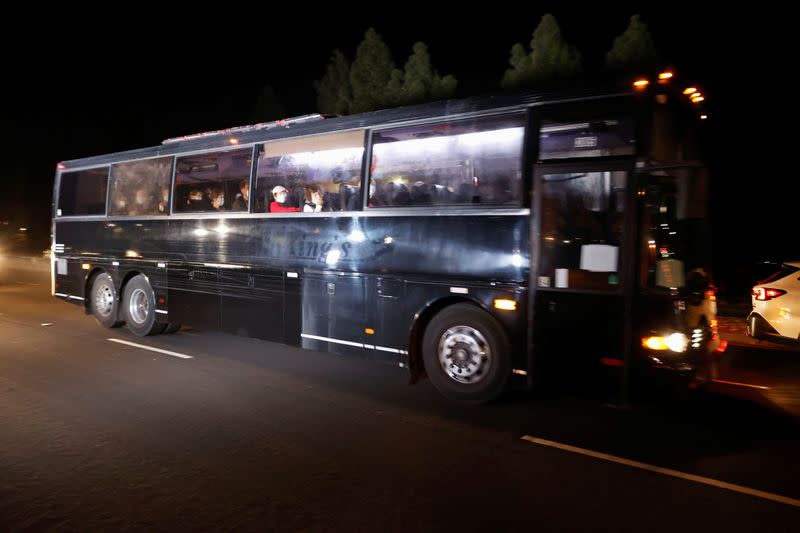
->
[56, 165, 111, 218]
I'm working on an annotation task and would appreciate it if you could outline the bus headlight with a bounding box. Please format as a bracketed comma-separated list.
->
[642, 333, 689, 353]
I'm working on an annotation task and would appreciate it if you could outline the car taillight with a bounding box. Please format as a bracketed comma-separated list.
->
[752, 287, 787, 301]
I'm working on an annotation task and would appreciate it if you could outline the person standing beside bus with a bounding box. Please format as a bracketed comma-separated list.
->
[269, 185, 301, 213]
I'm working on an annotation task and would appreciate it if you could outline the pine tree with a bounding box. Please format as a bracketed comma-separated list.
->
[396, 42, 457, 105]
[349, 28, 396, 113]
[314, 49, 352, 115]
[606, 15, 657, 71]
[529, 14, 582, 81]
[501, 14, 581, 89]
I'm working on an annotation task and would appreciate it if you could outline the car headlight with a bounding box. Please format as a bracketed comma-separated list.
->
[642, 333, 689, 353]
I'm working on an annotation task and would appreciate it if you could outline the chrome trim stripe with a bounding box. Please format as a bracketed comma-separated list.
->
[301, 333, 364, 348]
[155, 310, 168, 315]
[202, 263, 248, 269]
[68, 295, 85, 301]
[512, 369, 528, 376]
[54, 208, 530, 222]
[55, 292, 69, 298]
[450, 287, 469, 294]
[286, 272, 298, 278]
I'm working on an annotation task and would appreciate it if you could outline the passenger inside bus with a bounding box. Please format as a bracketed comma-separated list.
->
[232, 180, 249, 211]
[303, 184, 333, 212]
[269, 185, 301, 213]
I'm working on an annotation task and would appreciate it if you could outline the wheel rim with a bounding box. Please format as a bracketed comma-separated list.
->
[438, 325, 491, 384]
[128, 288, 149, 324]
[94, 283, 115, 317]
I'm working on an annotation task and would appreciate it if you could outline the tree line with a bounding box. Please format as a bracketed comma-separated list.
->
[255, 14, 657, 120]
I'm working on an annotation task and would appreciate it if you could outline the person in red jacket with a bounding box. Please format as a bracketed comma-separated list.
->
[269, 185, 301, 213]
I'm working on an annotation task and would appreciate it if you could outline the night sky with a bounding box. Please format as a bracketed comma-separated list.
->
[0, 6, 791, 292]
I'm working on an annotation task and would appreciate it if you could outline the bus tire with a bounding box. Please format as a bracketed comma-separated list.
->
[163, 323, 182, 334]
[422, 303, 511, 403]
[122, 275, 166, 336]
[90, 272, 124, 328]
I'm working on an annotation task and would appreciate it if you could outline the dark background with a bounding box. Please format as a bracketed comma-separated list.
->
[0, 5, 791, 300]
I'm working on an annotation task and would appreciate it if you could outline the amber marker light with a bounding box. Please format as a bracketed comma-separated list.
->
[683, 87, 697, 95]
[633, 79, 650, 89]
[658, 72, 673, 80]
[82, 263, 91, 270]
[364, 328, 375, 335]
[494, 299, 517, 311]
[692, 96, 705, 103]
[229, 138, 239, 145]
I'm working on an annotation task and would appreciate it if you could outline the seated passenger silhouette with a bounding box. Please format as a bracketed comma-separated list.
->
[303, 184, 333, 212]
[269, 185, 301, 212]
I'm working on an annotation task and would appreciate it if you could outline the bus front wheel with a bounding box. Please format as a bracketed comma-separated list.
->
[90, 272, 124, 328]
[422, 303, 511, 403]
[123, 275, 166, 336]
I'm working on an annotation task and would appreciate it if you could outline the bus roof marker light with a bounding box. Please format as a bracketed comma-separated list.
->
[229, 138, 239, 145]
[658, 71, 674, 80]
[691, 96, 705, 103]
[683, 87, 697, 95]
[57, 163, 66, 170]
[633, 79, 650, 89]
[700, 115, 708, 120]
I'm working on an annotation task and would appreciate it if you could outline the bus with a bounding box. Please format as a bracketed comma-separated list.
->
[51, 79, 720, 403]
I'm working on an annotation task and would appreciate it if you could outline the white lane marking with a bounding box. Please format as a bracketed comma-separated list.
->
[301, 333, 364, 348]
[107, 338, 194, 359]
[711, 379, 770, 390]
[449, 287, 468, 294]
[155, 309, 169, 315]
[521, 435, 800, 508]
[512, 369, 528, 376]
[68, 295, 85, 301]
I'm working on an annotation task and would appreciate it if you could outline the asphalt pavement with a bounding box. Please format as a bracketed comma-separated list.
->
[1, 257, 798, 531]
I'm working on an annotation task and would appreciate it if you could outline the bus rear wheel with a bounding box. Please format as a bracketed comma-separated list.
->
[123, 275, 166, 336]
[422, 303, 511, 403]
[90, 273, 124, 328]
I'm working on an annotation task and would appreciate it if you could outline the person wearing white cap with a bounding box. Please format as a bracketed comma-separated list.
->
[269, 185, 300, 213]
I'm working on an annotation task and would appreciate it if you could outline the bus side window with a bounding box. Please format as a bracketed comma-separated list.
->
[254, 130, 365, 214]
[173, 148, 252, 213]
[368, 114, 525, 208]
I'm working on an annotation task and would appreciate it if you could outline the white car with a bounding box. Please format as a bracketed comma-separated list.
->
[747, 262, 800, 343]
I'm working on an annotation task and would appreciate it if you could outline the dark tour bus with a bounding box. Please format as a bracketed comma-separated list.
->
[51, 79, 719, 403]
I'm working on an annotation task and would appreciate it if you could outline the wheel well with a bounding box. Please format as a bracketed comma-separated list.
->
[406, 296, 481, 383]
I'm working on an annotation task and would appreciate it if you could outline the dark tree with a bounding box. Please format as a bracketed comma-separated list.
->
[314, 49, 352, 116]
[349, 28, 395, 113]
[606, 15, 657, 71]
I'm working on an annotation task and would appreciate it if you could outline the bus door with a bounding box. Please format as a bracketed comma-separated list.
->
[531, 161, 633, 384]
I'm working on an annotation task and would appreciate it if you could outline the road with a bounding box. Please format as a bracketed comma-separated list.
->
[1, 257, 799, 531]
